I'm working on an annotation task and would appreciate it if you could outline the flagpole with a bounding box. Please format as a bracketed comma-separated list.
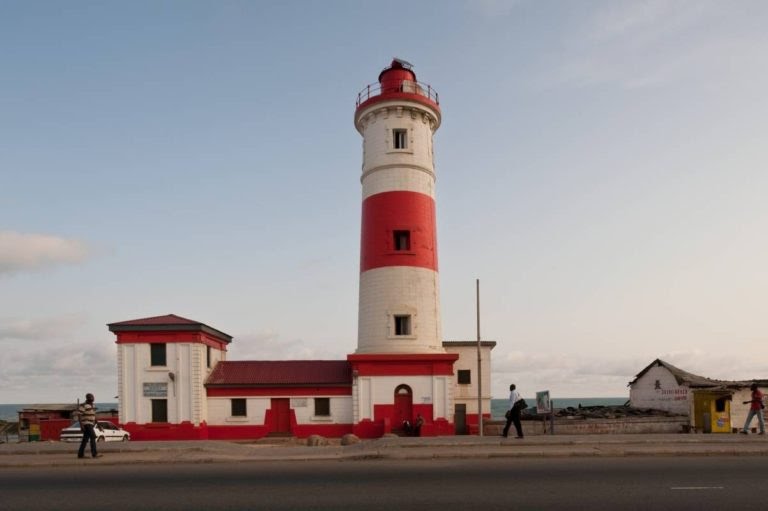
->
[476, 278, 483, 436]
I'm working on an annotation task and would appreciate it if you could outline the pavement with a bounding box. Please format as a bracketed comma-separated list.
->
[2, 433, 768, 467]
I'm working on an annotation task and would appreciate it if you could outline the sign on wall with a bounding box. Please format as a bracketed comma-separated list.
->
[291, 398, 308, 407]
[143, 382, 168, 398]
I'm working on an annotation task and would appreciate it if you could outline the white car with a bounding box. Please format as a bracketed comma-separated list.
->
[60, 421, 131, 442]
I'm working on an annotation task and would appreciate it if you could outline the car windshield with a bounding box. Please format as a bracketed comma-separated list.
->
[66, 421, 81, 429]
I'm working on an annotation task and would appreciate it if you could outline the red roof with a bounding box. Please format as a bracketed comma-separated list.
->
[107, 314, 232, 343]
[108, 314, 201, 326]
[206, 360, 351, 387]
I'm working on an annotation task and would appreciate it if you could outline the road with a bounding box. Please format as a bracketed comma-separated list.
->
[0, 457, 761, 510]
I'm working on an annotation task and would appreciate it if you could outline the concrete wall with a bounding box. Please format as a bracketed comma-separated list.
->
[484, 417, 689, 436]
[629, 365, 691, 415]
[730, 387, 767, 432]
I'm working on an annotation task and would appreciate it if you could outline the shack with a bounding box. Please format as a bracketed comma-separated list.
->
[17, 404, 119, 442]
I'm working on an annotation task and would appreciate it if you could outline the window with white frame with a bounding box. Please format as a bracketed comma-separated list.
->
[393, 129, 407, 149]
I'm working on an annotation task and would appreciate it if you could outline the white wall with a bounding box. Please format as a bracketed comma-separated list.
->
[354, 375, 452, 422]
[205, 396, 353, 425]
[119, 341, 222, 425]
[730, 387, 767, 431]
[629, 365, 691, 415]
[445, 345, 494, 416]
[357, 267, 443, 354]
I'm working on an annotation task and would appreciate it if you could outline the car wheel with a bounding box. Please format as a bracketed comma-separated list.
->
[122, 435, 129, 442]
[97, 436, 105, 442]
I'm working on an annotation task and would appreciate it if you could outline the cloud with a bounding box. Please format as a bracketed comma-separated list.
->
[228, 329, 344, 361]
[0, 230, 90, 275]
[542, 0, 765, 90]
[0, 313, 88, 341]
[0, 340, 116, 402]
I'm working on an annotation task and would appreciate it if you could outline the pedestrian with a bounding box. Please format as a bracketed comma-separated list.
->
[740, 383, 765, 435]
[77, 393, 102, 458]
[414, 414, 424, 437]
[502, 383, 524, 439]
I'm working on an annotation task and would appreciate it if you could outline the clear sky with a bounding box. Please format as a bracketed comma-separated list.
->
[2, 0, 767, 403]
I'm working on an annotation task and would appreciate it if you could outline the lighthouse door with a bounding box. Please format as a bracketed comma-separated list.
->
[394, 385, 413, 431]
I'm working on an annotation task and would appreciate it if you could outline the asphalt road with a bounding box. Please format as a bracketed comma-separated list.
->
[0, 457, 761, 511]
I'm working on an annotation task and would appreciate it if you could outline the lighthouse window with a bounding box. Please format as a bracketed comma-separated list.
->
[393, 230, 411, 251]
[394, 314, 412, 336]
[458, 370, 471, 385]
[150, 343, 167, 367]
[393, 129, 407, 149]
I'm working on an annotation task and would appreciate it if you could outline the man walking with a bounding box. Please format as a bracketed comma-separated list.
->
[502, 383, 524, 439]
[740, 383, 765, 435]
[77, 393, 102, 458]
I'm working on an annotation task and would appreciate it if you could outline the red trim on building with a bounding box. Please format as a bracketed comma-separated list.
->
[113, 331, 229, 351]
[360, 191, 438, 272]
[348, 353, 458, 377]
[206, 386, 351, 397]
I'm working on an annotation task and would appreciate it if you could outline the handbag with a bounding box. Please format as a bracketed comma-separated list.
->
[514, 399, 528, 411]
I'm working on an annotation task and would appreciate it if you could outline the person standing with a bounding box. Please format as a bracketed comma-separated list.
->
[740, 383, 765, 435]
[77, 393, 102, 458]
[414, 414, 424, 437]
[502, 384, 524, 439]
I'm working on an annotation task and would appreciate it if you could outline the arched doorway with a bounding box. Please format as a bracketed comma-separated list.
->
[394, 384, 413, 430]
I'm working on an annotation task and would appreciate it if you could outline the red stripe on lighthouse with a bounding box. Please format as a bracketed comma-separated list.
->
[360, 191, 438, 272]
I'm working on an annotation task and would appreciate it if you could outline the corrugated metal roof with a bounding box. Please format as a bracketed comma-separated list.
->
[629, 359, 725, 387]
[206, 360, 352, 387]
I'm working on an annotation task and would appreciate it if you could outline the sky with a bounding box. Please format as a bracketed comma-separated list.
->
[2, 0, 767, 403]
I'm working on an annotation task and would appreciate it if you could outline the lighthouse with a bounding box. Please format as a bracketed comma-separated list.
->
[348, 59, 458, 436]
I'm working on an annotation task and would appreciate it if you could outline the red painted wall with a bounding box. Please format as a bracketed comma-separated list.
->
[348, 353, 458, 376]
[114, 330, 228, 351]
[360, 191, 437, 272]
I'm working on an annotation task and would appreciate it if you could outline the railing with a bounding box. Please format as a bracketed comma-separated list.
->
[356, 80, 439, 108]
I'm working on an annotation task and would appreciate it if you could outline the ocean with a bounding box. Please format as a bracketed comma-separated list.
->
[490, 397, 628, 419]
[1, 400, 627, 422]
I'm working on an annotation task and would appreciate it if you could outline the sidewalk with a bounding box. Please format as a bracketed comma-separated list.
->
[2, 434, 767, 468]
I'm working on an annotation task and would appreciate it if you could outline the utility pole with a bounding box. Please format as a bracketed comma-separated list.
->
[476, 279, 483, 436]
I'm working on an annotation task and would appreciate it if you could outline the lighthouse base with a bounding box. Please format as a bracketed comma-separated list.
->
[347, 353, 459, 438]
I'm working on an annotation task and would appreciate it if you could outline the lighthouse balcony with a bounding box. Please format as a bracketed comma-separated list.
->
[355, 80, 439, 111]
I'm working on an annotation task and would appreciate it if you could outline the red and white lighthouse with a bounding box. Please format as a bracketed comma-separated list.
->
[348, 59, 458, 436]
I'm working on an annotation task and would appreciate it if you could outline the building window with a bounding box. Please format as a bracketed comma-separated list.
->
[207, 346, 212, 368]
[231, 398, 247, 417]
[393, 129, 407, 149]
[458, 370, 471, 385]
[394, 315, 412, 336]
[393, 230, 410, 251]
[151, 399, 168, 423]
[314, 398, 330, 417]
[150, 343, 166, 366]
